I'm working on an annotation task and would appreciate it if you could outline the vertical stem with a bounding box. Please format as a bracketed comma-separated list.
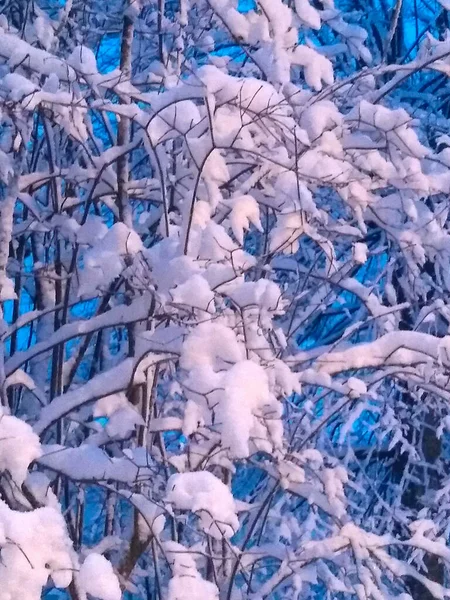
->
[383, 0, 403, 62]
[117, 7, 134, 228]
[0, 143, 24, 407]
[157, 0, 165, 64]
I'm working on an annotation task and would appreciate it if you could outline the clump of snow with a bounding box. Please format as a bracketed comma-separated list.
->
[229, 280, 284, 314]
[2, 73, 39, 102]
[278, 460, 305, 490]
[67, 46, 98, 76]
[78, 222, 143, 296]
[25, 471, 58, 508]
[295, 0, 321, 30]
[79, 553, 121, 600]
[171, 274, 215, 313]
[181, 321, 243, 371]
[180, 320, 288, 456]
[353, 242, 368, 264]
[0, 412, 41, 484]
[195, 222, 256, 272]
[76, 216, 108, 246]
[270, 212, 305, 254]
[32, 15, 55, 50]
[95, 221, 143, 256]
[323, 466, 348, 519]
[346, 376, 367, 398]
[220, 360, 282, 458]
[148, 100, 201, 144]
[0, 149, 14, 184]
[300, 101, 342, 142]
[165, 541, 219, 600]
[0, 275, 17, 301]
[292, 46, 334, 91]
[0, 500, 73, 600]
[226, 195, 263, 244]
[166, 471, 239, 539]
[93, 393, 144, 439]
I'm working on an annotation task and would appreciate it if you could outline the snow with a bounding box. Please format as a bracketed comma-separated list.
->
[1, 73, 39, 101]
[93, 393, 144, 439]
[6, 296, 150, 378]
[171, 274, 215, 313]
[346, 376, 367, 398]
[3, 2, 450, 598]
[294, 0, 321, 30]
[33, 15, 55, 50]
[181, 322, 243, 371]
[127, 493, 165, 538]
[208, 0, 250, 41]
[67, 46, 98, 76]
[0, 149, 13, 184]
[78, 222, 143, 296]
[76, 216, 108, 246]
[34, 359, 135, 435]
[229, 279, 284, 314]
[38, 444, 152, 483]
[148, 100, 201, 144]
[0, 275, 16, 301]
[313, 331, 449, 375]
[0, 412, 41, 485]
[292, 46, 334, 91]
[166, 471, 239, 539]
[165, 541, 219, 600]
[270, 212, 305, 254]
[0, 30, 76, 81]
[299, 101, 342, 142]
[79, 554, 121, 600]
[181, 328, 285, 456]
[353, 242, 368, 264]
[220, 360, 282, 458]
[0, 500, 73, 600]
[227, 194, 263, 244]
[25, 472, 58, 508]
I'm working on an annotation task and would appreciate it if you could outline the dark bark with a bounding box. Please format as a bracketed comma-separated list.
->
[391, 268, 444, 599]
